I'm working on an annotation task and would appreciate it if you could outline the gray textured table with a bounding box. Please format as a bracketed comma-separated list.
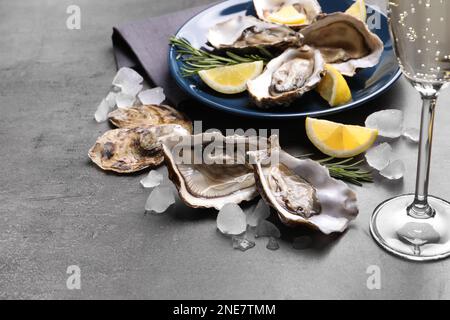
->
[1, 0, 450, 300]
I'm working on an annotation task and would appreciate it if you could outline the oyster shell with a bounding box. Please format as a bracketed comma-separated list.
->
[88, 124, 189, 173]
[162, 132, 272, 210]
[301, 12, 384, 76]
[247, 45, 325, 108]
[207, 15, 302, 51]
[253, 0, 322, 28]
[108, 104, 192, 132]
[249, 138, 359, 234]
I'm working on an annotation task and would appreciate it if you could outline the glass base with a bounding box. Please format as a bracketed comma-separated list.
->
[370, 194, 450, 262]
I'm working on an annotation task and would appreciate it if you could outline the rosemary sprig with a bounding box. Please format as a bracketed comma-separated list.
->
[319, 157, 373, 186]
[169, 36, 272, 77]
[298, 155, 373, 186]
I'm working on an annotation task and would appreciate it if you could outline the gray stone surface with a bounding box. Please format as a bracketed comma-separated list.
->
[1, 0, 450, 300]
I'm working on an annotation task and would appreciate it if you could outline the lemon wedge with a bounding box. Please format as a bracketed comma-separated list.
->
[305, 117, 378, 158]
[345, 0, 367, 21]
[198, 61, 263, 95]
[316, 64, 352, 107]
[267, 5, 307, 25]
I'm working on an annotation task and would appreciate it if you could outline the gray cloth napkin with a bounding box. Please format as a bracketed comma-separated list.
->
[112, 3, 218, 104]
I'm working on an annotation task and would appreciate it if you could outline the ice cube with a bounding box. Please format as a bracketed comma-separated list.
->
[266, 237, 280, 251]
[246, 199, 270, 227]
[232, 235, 256, 252]
[105, 91, 117, 108]
[365, 143, 393, 171]
[140, 170, 164, 188]
[145, 185, 175, 214]
[216, 203, 247, 236]
[138, 87, 166, 105]
[94, 99, 113, 123]
[380, 159, 405, 180]
[121, 83, 143, 97]
[116, 92, 136, 109]
[292, 236, 312, 250]
[112, 67, 143, 89]
[365, 109, 404, 138]
[403, 127, 420, 143]
[255, 220, 281, 238]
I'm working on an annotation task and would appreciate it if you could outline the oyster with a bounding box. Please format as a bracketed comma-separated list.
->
[247, 46, 325, 108]
[162, 132, 272, 210]
[301, 12, 384, 76]
[207, 15, 302, 51]
[88, 124, 189, 173]
[253, 0, 322, 28]
[108, 104, 192, 132]
[249, 138, 358, 234]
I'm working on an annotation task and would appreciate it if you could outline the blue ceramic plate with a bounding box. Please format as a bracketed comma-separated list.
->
[169, 0, 401, 119]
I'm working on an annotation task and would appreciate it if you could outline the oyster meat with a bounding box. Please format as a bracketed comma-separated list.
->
[162, 132, 272, 210]
[301, 12, 384, 76]
[253, 0, 322, 28]
[247, 46, 325, 108]
[88, 124, 189, 173]
[249, 137, 358, 234]
[266, 163, 321, 218]
[108, 104, 192, 132]
[207, 15, 302, 51]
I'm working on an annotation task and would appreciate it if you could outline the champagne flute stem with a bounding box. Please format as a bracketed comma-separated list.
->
[407, 93, 439, 219]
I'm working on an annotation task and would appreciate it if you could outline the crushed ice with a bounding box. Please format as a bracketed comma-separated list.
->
[116, 92, 136, 109]
[255, 220, 281, 239]
[216, 203, 247, 236]
[94, 92, 117, 122]
[246, 199, 270, 227]
[232, 235, 256, 252]
[365, 109, 404, 138]
[403, 127, 420, 143]
[266, 237, 280, 251]
[145, 185, 176, 214]
[138, 87, 166, 105]
[140, 170, 164, 188]
[365, 143, 393, 171]
[94, 99, 112, 123]
[380, 160, 405, 180]
[112, 67, 143, 90]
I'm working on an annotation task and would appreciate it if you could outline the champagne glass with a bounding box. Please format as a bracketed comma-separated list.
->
[370, 0, 450, 261]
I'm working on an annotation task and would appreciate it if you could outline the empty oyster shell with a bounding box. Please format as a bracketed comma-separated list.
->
[108, 104, 192, 132]
[301, 12, 384, 76]
[253, 0, 322, 28]
[249, 138, 359, 234]
[207, 15, 302, 51]
[162, 132, 272, 210]
[88, 124, 189, 173]
[247, 46, 325, 108]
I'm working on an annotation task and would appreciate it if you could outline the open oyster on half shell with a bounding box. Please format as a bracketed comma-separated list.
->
[207, 15, 302, 51]
[161, 132, 273, 210]
[247, 45, 325, 108]
[108, 104, 192, 132]
[249, 137, 359, 234]
[253, 0, 322, 28]
[88, 124, 189, 173]
[301, 12, 384, 76]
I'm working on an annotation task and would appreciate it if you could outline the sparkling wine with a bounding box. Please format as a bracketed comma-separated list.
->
[388, 0, 450, 84]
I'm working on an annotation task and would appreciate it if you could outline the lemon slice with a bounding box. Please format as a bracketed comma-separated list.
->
[345, 0, 367, 21]
[316, 64, 352, 107]
[267, 5, 307, 25]
[305, 117, 378, 158]
[198, 61, 263, 95]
